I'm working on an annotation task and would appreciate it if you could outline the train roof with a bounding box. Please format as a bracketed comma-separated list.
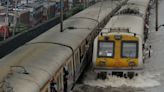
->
[127, 0, 150, 7]
[29, 19, 97, 49]
[100, 0, 150, 38]
[117, 0, 150, 18]
[127, 0, 150, 16]
[102, 15, 144, 37]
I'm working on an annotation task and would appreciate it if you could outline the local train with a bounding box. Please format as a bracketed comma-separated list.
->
[0, 0, 127, 92]
[93, 0, 152, 79]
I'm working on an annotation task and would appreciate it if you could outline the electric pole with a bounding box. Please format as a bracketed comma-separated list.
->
[4, 0, 9, 40]
[5, 0, 9, 25]
[13, 0, 18, 36]
[60, 0, 63, 32]
[155, 0, 158, 31]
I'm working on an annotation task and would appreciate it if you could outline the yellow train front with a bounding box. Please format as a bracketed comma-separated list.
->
[93, 29, 143, 79]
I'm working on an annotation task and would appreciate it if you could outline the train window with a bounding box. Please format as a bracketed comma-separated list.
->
[80, 41, 86, 59]
[91, 32, 95, 41]
[75, 50, 80, 65]
[56, 73, 63, 91]
[68, 58, 74, 75]
[60, 73, 63, 90]
[86, 35, 91, 45]
[71, 59, 74, 73]
[57, 77, 60, 91]
[67, 59, 72, 75]
[67, 62, 71, 73]
[121, 41, 138, 58]
[98, 41, 114, 57]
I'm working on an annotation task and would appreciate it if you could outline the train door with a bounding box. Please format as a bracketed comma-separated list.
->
[50, 69, 63, 92]
[50, 78, 57, 92]
[80, 41, 86, 62]
[41, 71, 64, 92]
[87, 34, 94, 63]
[63, 57, 74, 92]
[63, 67, 68, 92]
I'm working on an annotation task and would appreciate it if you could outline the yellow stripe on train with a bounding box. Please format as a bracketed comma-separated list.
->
[98, 35, 139, 41]
[96, 58, 138, 67]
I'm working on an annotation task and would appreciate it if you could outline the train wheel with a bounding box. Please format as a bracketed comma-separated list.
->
[127, 72, 134, 79]
[97, 72, 107, 80]
[97, 73, 101, 79]
[123, 74, 127, 79]
[101, 72, 107, 80]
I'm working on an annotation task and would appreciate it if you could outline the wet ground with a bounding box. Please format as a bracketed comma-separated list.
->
[73, 85, 145, 92]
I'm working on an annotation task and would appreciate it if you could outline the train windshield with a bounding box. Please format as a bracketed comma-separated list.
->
[98, 41, 114, 57]
[121, 41, 138, 58]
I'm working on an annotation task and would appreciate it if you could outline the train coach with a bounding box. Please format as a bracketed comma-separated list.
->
[93, 0, 151, 79]
[0, 0, 127, 92]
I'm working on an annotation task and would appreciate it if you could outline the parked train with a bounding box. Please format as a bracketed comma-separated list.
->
[93, 0, 152, 79]
[0, 0, 127, 92]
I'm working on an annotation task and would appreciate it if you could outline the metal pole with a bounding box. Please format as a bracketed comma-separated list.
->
[4, 0, 9, 40]
[72, 0, 75, 7]
[26, 0, 28, 4]
[155, 0, 158, 31]
[60, 0, 64, 32]
[5, 0, 9, 24]
[13, 0, 17, 36]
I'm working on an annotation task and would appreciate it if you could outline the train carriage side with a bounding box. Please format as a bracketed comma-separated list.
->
[126, 0, 151, 41]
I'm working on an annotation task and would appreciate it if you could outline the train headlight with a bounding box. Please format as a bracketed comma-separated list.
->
[99, 61, 106, 66]
[114, 35, 122, 40]
[128, 61, 136, 67]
